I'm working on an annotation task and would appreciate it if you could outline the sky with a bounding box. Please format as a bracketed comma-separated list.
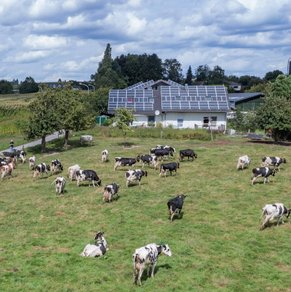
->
[1, 0, 291, 83]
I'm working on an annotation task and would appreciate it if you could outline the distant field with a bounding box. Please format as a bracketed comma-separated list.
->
[1, 135, 290, 291]
[0, 93, 36, 106]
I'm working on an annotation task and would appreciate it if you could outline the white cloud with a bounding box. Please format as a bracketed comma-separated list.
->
[23, 35, 68, 50]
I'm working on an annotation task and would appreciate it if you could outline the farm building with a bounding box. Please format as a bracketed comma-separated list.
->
[228, 92, 264, 111]
[108, 80, 230, 130]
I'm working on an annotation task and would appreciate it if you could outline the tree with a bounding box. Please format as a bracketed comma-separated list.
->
[208, 65, 225, 84]
[19, 76, 39, 94]
[195, 65, 210, 83]
[26, 91, 61, 152]
[0, 80, 13, 94]
[185, 66, 193, 85]
[162, 59, 183, 82]
[93, 43, 126, 89]
[112, 108, 134, 137]
[264, 70, 284, 82]
[256, 75, 291, 141]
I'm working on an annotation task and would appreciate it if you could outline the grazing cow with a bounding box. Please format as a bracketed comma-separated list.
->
[167, 194, 187, 221]
[101, 149, 109, 162]
[67, 164, 80, 181]
[262, 156, 286, 170]
[51, 159, 63, 174]
[261, 203, 291, 230]
[52, 176, 66, 195]
[125, 169, 147, 187]
[80, 231, 108, 257]
[137, 154, 159, 169]
[133, 243, 172, 286]
[237, 155, 251, 170]
[1, 149, 26, 164]
[76, 169, 101, 187]
[33, 163, 50, 178]
[0, 161, 15, 179]
[160, 162, 179, 177]
[251, 167, 277, 185]
[179, 149, 197, 161]
[150, 145, 176, 154]
[103, 183, 119, 202]
[114, 157, 139, 171]
[17, 150, 27, 163]
[152, 148, 173, 160]
[29, 156, 36, 170]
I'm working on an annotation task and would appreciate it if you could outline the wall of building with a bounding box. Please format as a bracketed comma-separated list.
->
[132, 112, 227, 130]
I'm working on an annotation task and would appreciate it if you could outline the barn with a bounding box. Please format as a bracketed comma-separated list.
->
[108, 80, 230, 130]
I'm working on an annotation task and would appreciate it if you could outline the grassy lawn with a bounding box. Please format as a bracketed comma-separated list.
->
[0, 134, 291, 291]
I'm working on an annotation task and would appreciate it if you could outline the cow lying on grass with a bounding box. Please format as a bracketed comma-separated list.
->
[80, 231, 108, 257]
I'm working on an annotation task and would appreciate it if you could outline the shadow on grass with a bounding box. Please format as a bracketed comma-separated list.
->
[247, 140, 291, 147]
[140, 264, 172, 283]
[116, 142, 135, 148]
[26, 137, 95, 155]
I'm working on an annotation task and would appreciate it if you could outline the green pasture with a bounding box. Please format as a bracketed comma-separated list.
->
[1, 134, 291, 291]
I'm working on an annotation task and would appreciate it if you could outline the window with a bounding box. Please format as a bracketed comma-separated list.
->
[203, 117, 209, 127]
[210, 116, 217, 126]
[177, 118, 183, 128]
[148, 116, 155, 127]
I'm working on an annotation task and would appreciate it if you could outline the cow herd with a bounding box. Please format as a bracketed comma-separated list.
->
[0, 144, 289, 285]
[236, 154, 289, 230]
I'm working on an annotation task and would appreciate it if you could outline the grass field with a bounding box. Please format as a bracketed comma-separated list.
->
[1, 134, 291, 291]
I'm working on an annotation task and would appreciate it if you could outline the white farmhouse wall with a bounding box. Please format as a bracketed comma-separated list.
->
[161, 112, 227, 130]
[132, 115, 148, 126]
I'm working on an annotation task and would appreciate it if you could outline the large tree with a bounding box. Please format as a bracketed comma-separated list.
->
[256, 75, 291, 141]
[162, 59, 183, 83]
[0, 80, 13, 94]
[19, 76, 39, 94]
[185, 66, 193, 85]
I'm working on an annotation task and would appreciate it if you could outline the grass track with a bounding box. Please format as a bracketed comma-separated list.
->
[1, 135, 291, 291]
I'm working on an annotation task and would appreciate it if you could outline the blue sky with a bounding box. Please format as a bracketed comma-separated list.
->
[1, 0, 291, 82]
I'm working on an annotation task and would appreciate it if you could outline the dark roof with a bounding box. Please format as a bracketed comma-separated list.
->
[228, 92, 264, 103]
[108, 80, 230, 114]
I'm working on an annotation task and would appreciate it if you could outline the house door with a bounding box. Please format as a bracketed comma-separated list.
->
[148, 116, 155, 127]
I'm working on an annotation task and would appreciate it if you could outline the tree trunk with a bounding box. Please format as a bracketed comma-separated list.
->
[64, 130, 70, 147]
[41, 135, 46, 153]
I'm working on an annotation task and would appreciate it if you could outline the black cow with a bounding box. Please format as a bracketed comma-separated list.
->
[114, 157, 139, 170]
[167, 194, 187, 221]
[103, 183, 119, 202]
[179, 149, 197, 161]
[153, 149, 173, 160]
[251, 167, 277, 185]
[76, 170, 101, 187]
[160, 162, 179, 177]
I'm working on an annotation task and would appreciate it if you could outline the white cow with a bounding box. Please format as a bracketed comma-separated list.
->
[80, 232, 108, 257]
[237, 155, 251, 170]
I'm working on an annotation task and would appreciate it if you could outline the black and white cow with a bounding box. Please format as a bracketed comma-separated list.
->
[167, 194, 187, 222]
[33, 163, 50, 178]
[80, 231, 108, 257]
[133, 243, 172, 286]
[114, 157, 139, 171]
[125, 169, 147, 187]
[137, 154, 159, 169]
[51, 159, 63, 174]
[179, 149, 197, 161]
[261, 203, 291, 230]
[251, 167, 277, 185]
[151, 149, 173, 160]
[160, 162, 179, 177]
[101, 149, 109, 162]
[262, 156, 286, 170]
[52, 176, 66, 195]
[103, 183, 119, 202]
[76, 169, 101, 187]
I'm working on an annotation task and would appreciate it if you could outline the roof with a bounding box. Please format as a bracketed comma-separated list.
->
[108, 80, 230, 114]
[228, 92, 264, 103]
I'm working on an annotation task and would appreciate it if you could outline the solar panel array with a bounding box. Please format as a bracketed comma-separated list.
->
[108, 88, 154, 112]
[161, 85, 229, 111]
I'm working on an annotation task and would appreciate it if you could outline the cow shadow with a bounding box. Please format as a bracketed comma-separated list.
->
[169, 211, 184, 221]
[141, 264, 172, 283]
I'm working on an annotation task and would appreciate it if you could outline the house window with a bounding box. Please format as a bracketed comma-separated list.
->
[203, 117, 209, 127]
[177, 118, 183, 128]
[210, 116, 217, 126]
[148, 116, 155, 127]
[127, 98, 133, 103]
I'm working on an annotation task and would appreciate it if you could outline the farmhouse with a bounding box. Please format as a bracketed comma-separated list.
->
[228, 92, 264, 111]
[108, 80, 230, 130]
